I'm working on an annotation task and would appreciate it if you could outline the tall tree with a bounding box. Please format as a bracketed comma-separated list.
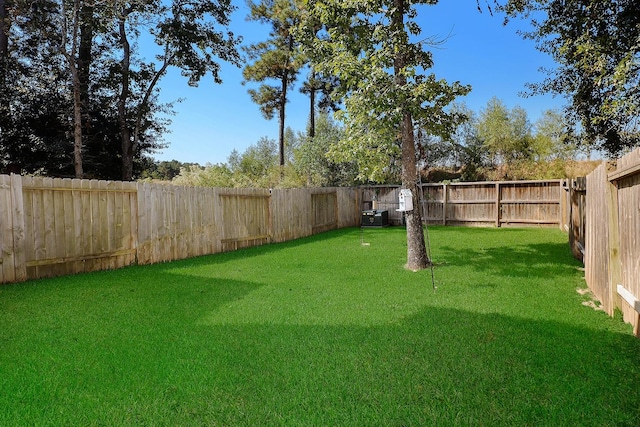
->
[300, 70, 339, 137]
[499, 0, 640, 156]
[0, 0, 12, 167]
[243, 0, 301, 168]
[300, 0, 470, 270]
[115, 0, 240, 181]
[59, 0, 86, 177]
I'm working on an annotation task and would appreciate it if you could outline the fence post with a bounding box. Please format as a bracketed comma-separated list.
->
[495, 182, 501, 227]
[442, 184, 447, 226]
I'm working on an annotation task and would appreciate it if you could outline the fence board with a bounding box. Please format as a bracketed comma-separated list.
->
[585, 164, 612, 313]
[0, 175, 14, 283]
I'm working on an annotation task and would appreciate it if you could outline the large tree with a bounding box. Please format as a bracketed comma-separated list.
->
[0, 0, 178, 178]
[299, 0, 469, 270]
[115, 0, 240, 181]
[499, 0, 640, 156]
[243, 0, 301, 169]
[59, 0, 87, 177]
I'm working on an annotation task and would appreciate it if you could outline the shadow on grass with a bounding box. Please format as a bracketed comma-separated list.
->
[2, 226, 638, 425]
[435, 241, 581, 279]
[186, 305, 640, 426]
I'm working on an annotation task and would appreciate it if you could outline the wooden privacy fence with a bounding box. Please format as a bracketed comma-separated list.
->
[584, 148, 640, 336]
[0, 176, 361, 284]
[0, 175, 592, 287]
[362, 180, 566, 228]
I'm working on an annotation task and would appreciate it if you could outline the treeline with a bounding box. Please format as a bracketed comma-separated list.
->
[168, 101, 599, 188]
[2, 0, 637, 183]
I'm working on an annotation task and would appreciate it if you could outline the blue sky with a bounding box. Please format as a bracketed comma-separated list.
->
[152, 0, 564, 165]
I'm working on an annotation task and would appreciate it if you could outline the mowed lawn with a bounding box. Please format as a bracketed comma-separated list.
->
[1, 226, 639, 426]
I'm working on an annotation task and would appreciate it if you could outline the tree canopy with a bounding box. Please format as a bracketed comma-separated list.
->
[499, 0, 640, 156]
[0, 0, 240, 179]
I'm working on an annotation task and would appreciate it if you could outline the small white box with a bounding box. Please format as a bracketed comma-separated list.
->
[398, 189, 413, 212]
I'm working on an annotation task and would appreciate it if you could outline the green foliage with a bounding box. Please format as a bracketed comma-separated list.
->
[298, 0, 470, 183]
[1, 227, 639, 425]
[173, 135, 305, 188]
[173, 163, 236, 187]
[293, 111, 360, 186]
[500, 0, 640, 156]
[420, 101, 585, 182]
[229, 136, 279, 180]
[477, 97, 535, 165]
[532, 109, 578, 161]
[140, 160, 199, 181]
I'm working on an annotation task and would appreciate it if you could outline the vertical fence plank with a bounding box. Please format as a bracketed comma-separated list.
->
[607, 180, 622, 316]
[49, 178, 65, 276]
[61, 179, 75, 275]
[495, 182, 501, 227]
[0, 175, 13, 283]
[585, 164, 611, 313]
[9, 174, 26, 282]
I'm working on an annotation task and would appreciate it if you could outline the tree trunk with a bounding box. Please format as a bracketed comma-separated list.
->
[278, 76, 286, 168]
[400, 112, 429, 270]
[0, 0, 10, 148]
[71, 73, 84, 178]
[61, 0, 84, 178]
[78, 4, 93, 135]
[393, 0, 429, 271]
[118, 14, 133, 181]
[309, 70, 316, 138]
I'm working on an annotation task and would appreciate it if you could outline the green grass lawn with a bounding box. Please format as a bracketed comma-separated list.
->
[1, 226, 639, 426]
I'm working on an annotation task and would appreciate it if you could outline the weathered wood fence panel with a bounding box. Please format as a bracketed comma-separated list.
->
[270, 188, 311, 243]
[219, 188, 271, 252]
[361, 180, 564, 228]
[137, 183, 219, 265]
[584, 147, 640, 335]
[563, 178, 587, 262]
[337, 187, 361, 228]
[18, 177, 137, 279]
[0, 178, 362, 283]
[617, 172, 640, 332]
[584, 164, 614, 315]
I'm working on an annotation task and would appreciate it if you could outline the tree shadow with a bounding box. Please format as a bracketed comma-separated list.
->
[182, 306, 640, 425]
[435, 241, 581, 279]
